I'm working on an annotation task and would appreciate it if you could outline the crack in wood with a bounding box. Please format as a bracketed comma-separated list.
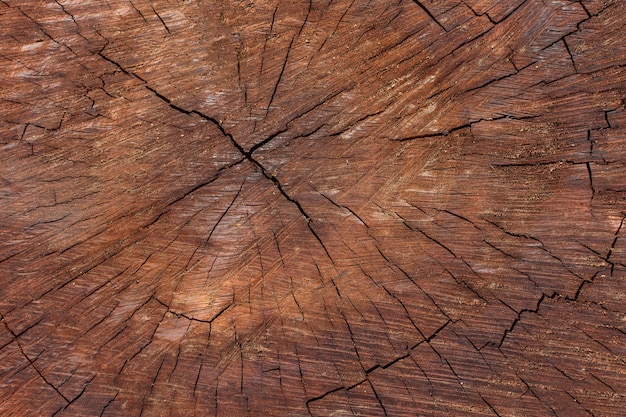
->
[3, 1, 626, 415]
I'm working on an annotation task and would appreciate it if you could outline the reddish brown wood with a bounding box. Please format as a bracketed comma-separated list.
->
[1, 0, 625, 415]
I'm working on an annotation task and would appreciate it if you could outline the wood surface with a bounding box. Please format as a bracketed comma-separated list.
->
[1, 0, 625, 415]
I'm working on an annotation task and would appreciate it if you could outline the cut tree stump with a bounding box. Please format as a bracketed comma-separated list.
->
[1, 0, 625, 416]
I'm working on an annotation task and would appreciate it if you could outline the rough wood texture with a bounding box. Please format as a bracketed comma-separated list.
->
[1, 0, 625, 415]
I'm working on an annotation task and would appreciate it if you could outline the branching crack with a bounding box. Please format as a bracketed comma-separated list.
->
[395, 114, 539, 141]
[305, 319, 451, 407]
[1, 318, 70, 403]
[152, 296, 231, 324]
[138, 84, 335, 263]
[497, 292, 556, 348]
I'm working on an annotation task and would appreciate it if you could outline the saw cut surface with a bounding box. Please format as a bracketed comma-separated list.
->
[1, 0, 625, 415]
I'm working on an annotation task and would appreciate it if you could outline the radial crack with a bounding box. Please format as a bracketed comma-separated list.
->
[150, 5, 171, 34]
[2, 319, 70, 404]
[497, 293, 557, 348]
[266, 35, 296, 117]
[141, 84, 320, 242]
[410, 0, 447, 32]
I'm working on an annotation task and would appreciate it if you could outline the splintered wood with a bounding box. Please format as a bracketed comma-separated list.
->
[1, 0, 625, 416]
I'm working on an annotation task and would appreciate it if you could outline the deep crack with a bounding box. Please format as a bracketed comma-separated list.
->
[140, 84, 316, 225]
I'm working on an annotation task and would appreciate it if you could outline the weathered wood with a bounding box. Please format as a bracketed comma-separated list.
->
[1, 0, 625, 415]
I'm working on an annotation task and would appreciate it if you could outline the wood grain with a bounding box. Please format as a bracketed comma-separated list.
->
[1, 0, 625, 415]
